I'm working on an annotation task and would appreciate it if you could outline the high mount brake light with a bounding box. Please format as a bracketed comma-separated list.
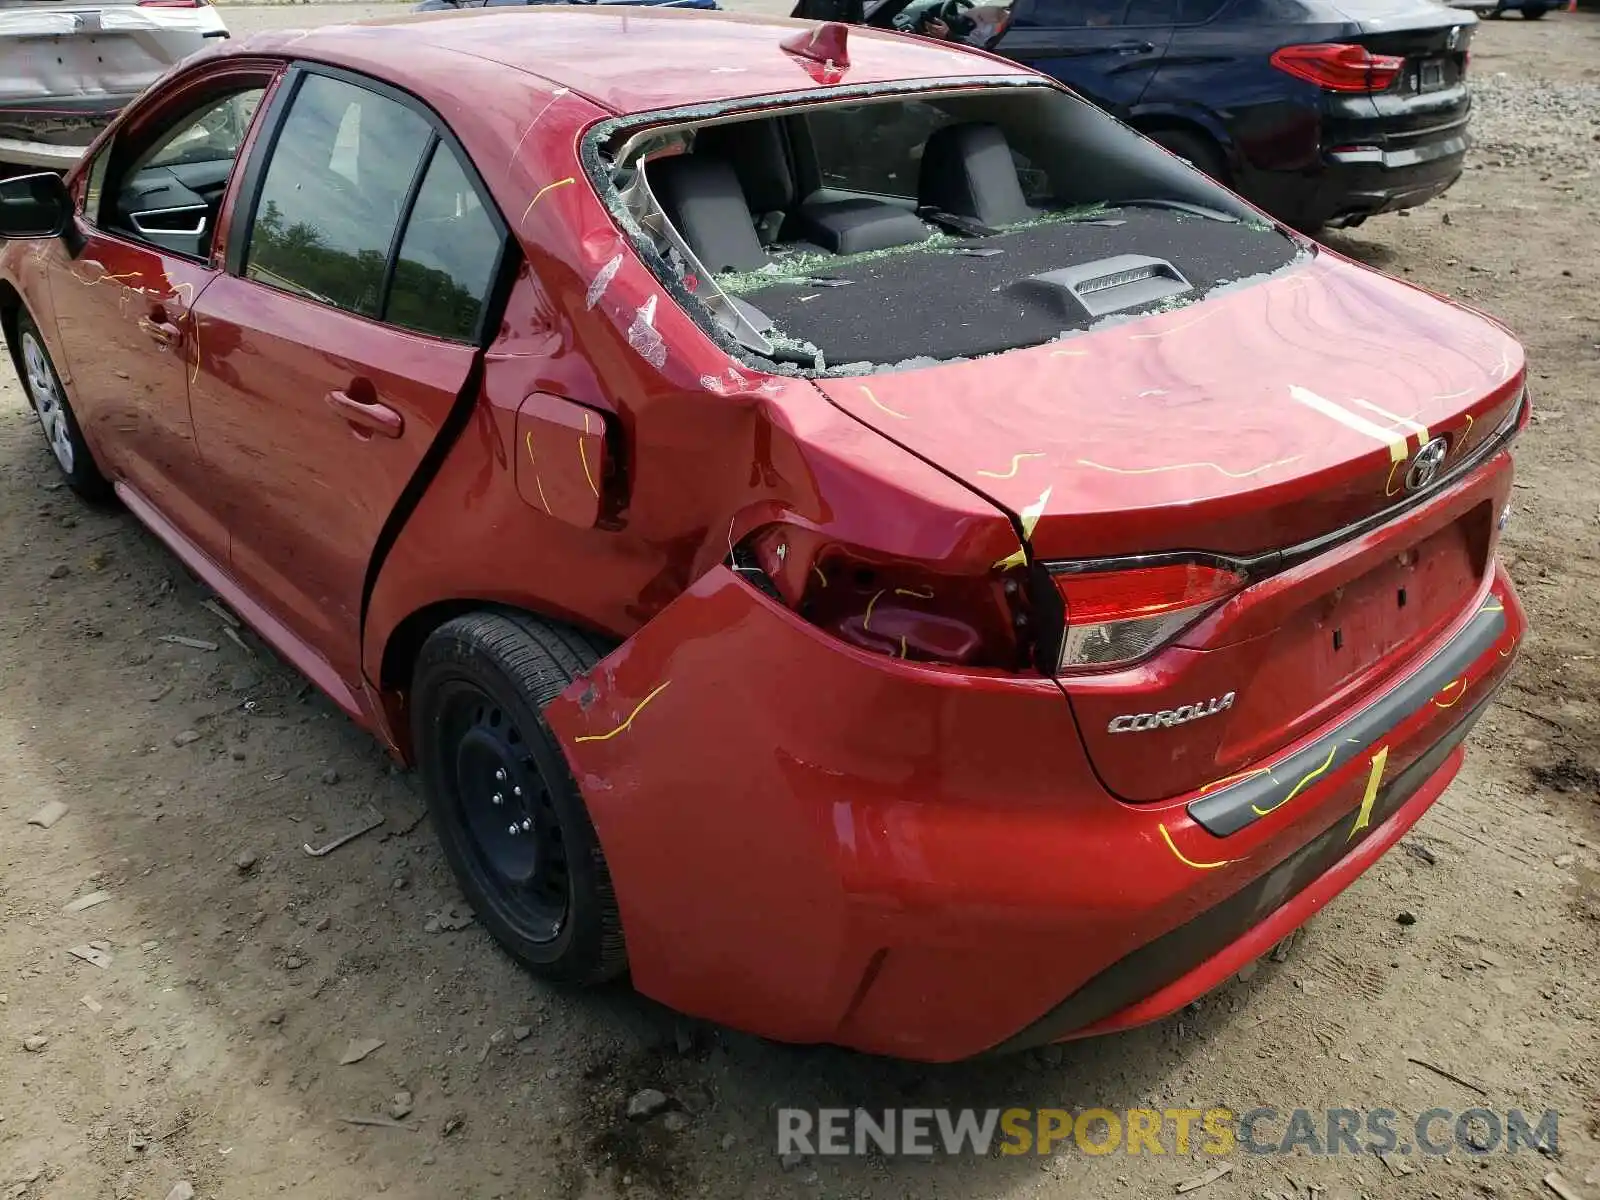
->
[1270, 43, 1405, 92]
[1048, 560, 1246, 672]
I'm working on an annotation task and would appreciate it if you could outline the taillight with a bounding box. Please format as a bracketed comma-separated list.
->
[729, 524, 1029, 669]
[1045, 559, 1246, 672]
[1270, 43, 1405, 92]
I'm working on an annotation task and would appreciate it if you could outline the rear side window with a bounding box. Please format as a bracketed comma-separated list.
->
[245, 74, 433, 317]
[1177, 0, 1227, 20]
[386, 144, 501, 341]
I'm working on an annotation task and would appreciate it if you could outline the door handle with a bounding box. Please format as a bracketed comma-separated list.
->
[1111, 39, 1156, 53]
[326, 388, 404, 439]
[139, 315, 184, 349]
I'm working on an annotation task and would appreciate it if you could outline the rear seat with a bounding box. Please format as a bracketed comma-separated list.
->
[649, 118, 933, 272]
[918, 121, 1036, 229]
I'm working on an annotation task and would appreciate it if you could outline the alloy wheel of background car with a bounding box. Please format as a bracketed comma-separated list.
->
[411, 611, 625, 984]
[15, 313, 112, 503]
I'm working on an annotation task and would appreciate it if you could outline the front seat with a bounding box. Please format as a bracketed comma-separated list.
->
[918, 121, 1034, 228]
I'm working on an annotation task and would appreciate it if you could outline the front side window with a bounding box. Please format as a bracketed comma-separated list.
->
[1016, 0, 1129, 27]
[141, 90, 263, 172]
[245, 73, 433, 317]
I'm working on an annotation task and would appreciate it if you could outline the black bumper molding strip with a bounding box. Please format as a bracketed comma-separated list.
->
[1186, 599, 1506, 838]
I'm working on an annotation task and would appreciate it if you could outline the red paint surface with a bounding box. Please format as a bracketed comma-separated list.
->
[1, 9, 1531, 1058]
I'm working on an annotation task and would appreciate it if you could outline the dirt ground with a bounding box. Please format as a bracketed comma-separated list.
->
[3, 8, 1600, 1199]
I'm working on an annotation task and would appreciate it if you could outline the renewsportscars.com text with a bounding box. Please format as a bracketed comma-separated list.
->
[777, 1107, 1559, 1158]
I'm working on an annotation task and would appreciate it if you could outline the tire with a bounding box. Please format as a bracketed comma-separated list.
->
[411, 610, 626, 985]
[1147, 128, 1229, 186]
[14, 312, 112, 503]
[1522, 5, 1547, 16]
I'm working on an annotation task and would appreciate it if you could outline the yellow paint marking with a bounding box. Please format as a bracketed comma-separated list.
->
[898, 636, 908, 659]
[1348, 746, 1388, 840]
[524, 432, 550, 513]
[1076, 456, 1303, 481]
[976, 452, 1045, 480]
[573, 681, 672, 743]
[1019, 486, 1052, 540]
[1049, 349, 1088, 358]
[1349, 397, 1429, 443]
[1158, 823, 1235, 871]
[894, 586, 934, 600]
[1499, 636, 1516, 659]
[812, 566, 828, 588]
[1384, 458, 1407, 498]
[1289, 385, 1408, 463]
[521, 177, 575, 224]
[992, 547, 1028, 571]
[863, 589, 886, 632]
[1462, 413, 1475, 437]
[1129, 306, 1222, 341]
[579, 432, 599, 498]
[1433, 678, 1466, 709]
[1198, 766, 1274, 794]
[859, 384, 908, 420]
[1479, 599, 1504, 614]
[1252, 744, 1338, 816]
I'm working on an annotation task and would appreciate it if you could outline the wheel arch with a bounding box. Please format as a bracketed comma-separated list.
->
[373, 596, 619, 764]
[1127, 110, 1237, 174]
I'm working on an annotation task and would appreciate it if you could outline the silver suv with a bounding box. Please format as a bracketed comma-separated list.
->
[1, 0, 229, 171]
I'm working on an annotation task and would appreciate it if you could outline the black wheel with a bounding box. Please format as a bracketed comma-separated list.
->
[1147, 128, 1229, 186]
[14, 311, 112, 503]
[1522, 5, 1547, 17]
[1485, 7, 1504, 16]
[412, 610, 625, 984]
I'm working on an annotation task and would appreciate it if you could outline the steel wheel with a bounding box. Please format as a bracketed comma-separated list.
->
[21, 327, 73, 474]
[440, 682, 570, 943]
[412, 610, 625, 983]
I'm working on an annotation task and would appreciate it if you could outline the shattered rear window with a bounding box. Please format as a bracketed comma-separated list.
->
[588, 81, 1307, 376]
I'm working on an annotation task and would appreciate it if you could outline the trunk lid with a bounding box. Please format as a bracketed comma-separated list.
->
[1327, 0, 1475, 150]
[813, 251, 1524, 800]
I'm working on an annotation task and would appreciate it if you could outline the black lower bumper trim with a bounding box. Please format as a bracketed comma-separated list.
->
[987, 690, 1495, 1056]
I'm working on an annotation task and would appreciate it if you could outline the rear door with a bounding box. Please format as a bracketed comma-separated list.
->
[994, 0, 1175, 115]
[0, 0, 226, 167]
[189, 66, 507, 688]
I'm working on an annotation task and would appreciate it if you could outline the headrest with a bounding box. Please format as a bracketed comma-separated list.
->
[918, 122, 1032, 229]
[693, 120, 796, 216]
[648, 153, 768, 274]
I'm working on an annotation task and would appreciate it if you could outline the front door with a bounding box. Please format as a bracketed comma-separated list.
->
[47, 70, 275, 563]
[994, 0, 1175, 115]
[188, 67, 506, 688]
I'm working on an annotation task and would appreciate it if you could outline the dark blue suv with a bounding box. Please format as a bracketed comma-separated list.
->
[866, 0, 1476, 231]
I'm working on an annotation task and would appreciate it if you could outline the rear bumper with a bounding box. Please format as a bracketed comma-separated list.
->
[0, 94, 134, 169]
[1239, 129, 1468, 230]
[544, 556, 1524, 1062]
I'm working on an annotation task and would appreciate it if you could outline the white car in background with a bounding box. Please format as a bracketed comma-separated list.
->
[0, 0, 228, 171]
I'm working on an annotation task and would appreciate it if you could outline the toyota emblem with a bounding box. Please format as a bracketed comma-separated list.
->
[1404, 436, 1450, 492]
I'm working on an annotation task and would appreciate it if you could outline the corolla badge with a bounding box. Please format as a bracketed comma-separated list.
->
[1107, 692, 1235, 734]
[1405, 436, 1450, 492]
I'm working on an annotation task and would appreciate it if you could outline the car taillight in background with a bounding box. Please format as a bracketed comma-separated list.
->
[1041, 558, 1247, 673]
[1270, 43, 1405, 93]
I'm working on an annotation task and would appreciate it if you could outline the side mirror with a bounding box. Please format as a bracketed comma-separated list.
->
[0, 172, 72, 240]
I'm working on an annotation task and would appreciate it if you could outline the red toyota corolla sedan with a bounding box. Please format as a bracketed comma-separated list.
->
[0, 8, 1526, 1061]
